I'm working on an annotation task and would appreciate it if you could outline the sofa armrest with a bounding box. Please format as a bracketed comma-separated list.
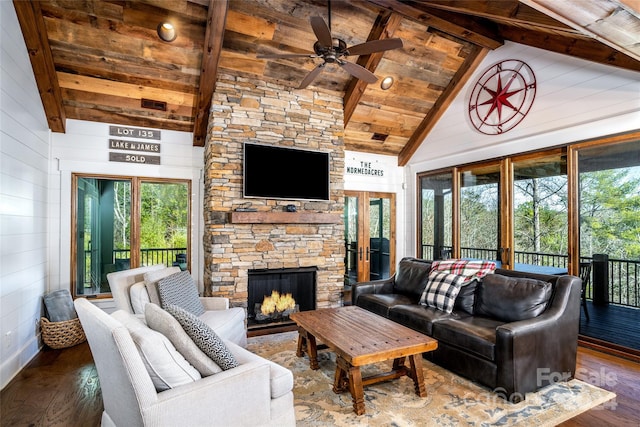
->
[200, 296, 229, 311]
[150, 360, 273, 425]
[495, 276, 581, 398]
[351, 276, 395, 305]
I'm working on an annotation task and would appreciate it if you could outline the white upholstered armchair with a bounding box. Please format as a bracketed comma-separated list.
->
[74, 298, 295, 427]
[107, 264, 246, 347]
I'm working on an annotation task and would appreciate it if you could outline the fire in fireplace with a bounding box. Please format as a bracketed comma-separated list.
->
[248, 267, 316, 331]
[254, 290, 298, 322]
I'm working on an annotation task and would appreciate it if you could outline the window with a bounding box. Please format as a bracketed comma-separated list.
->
[72, 175, 190, 298]
[419, 172, 453, 260]
[576, 138, 640, 307]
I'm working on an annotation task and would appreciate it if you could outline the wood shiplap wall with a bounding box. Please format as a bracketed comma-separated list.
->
[0, 1, 50, 389]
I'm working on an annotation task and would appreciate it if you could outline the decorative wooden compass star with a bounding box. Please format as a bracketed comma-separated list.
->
[468, 59, 536, 135]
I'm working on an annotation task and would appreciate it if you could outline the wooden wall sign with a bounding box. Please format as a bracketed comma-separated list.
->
[109, 125, 161, 140]
[346, 160, 385, 177]
[109, 152, 160, 165]
[108, 126, 161, 165]
[109, 139, 160, 153]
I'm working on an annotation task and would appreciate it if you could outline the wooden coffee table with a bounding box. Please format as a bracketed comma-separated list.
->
[289, 306, 438, 415]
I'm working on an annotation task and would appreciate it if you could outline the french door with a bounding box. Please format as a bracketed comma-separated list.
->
[344, 191, 396, 285]
[71, 174, 190, 298]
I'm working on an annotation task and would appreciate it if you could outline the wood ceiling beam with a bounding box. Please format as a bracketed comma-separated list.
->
[343, 11, 402, 126]
[193, 0, 228, 147]
[521, 0, 640, 62]
[13, 0, 66, 133]
[398, 45, 489, 166]
[499, 27, 640, 72]
[415, 0, 573, 32]
[364, 0, 503, 49]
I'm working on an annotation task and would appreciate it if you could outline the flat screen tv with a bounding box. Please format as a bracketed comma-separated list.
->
[243, 143, 330, 201]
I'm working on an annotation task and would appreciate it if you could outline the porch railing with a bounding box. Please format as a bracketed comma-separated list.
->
[421, 244, 639, 308]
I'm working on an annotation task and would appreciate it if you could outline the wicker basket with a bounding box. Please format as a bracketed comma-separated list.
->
[40, 317, 86, 349]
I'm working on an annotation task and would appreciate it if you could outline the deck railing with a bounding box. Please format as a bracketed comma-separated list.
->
[83, 248, 187, 287]
[421, 244, 639, 308]
[112, 248, 187, 267]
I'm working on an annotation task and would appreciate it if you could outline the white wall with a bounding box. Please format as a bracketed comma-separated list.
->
[50, 120, 204, 312]
[1, 2, 205, 389]
[0, 1, 51, 389]
[344, 150, 407, 264]
[403, 42, 640, 259]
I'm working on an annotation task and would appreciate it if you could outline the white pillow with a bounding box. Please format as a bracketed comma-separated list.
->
[144, 267, 181, 305]
[111, 310, 201, 391]
[129, 281, 151, 315]
[145, 303, 222, 376]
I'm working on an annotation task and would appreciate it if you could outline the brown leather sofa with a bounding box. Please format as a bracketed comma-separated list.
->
[352, 257, 582, 402]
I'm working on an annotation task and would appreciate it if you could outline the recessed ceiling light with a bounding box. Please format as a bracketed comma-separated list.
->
[380, 76, 394, 90]
[157, 22, 177, 42]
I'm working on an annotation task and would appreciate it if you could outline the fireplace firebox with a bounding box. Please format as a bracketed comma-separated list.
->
[247, 267, 317, 333]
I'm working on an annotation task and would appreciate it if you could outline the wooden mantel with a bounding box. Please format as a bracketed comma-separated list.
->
[229, 211, 342, 224]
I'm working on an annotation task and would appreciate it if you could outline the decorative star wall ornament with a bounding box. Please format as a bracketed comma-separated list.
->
[468, 59, 536, 135]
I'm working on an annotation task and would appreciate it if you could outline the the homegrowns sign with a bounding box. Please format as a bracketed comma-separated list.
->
[108, 126, 161, 165]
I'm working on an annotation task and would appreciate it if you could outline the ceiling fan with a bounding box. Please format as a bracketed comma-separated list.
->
[257, 6, 403, 89]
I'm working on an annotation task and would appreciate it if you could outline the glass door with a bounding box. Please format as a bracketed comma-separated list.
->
[459, 163, 502, 264]
[419, 172, 454, 260]
[139, 181, 190, 270]
[344, 191, 395, 285]
[512, 152, 568, 274]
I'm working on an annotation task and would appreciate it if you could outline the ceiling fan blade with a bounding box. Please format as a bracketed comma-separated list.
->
[339, 61, 378, 83]
[310, 16, 333, 48]
[346, 38, 404, 56]
[257, 53, 316, 59]
[298, 63, 325, 89]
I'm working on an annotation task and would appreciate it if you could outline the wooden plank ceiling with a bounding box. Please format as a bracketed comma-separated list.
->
[14, 0, 640, 165]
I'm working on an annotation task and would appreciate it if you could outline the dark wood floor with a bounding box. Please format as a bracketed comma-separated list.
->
[579, 301, 640, 351]
[2, 340, 639, 427]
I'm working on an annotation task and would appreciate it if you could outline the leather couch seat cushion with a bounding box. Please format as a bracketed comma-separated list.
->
[475, 274, 553, 322]
[357, 294, 416, 317]
[432, 317, 506, 361]
[388, 304, 466, 335]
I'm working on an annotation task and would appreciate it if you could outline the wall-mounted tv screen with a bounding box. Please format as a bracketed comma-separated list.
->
[243, 143, 330, 201]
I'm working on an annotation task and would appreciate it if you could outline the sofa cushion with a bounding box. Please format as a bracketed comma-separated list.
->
[393, 257, 432, 299]
[111, 310, 201, 391]
[144, 267, 181, 305]
[145, 303, 222, 376]
[432, 317, 506, 361]
[420, 271, 467, 313]
[165, 304, 239, 371]
[158, 271, 205, 316]
[453, 278, 478, 315]
[129, 281, 151, 315]
[356, 293, 416, 317]
[475, 274, 553, 322]
[388, 304, 463, 335]
[431, 259, 496, 280]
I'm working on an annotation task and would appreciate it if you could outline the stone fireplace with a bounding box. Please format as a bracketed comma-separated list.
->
[202, 73, 345, 316]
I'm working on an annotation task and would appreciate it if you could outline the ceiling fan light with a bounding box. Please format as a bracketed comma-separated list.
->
[381, 76, 394, 90]
[157, 22, 177, 42]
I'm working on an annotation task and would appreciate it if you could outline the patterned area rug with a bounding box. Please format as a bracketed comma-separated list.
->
[247, 332, 616, 426]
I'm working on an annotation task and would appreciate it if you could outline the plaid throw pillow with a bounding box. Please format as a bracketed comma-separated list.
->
[431, 259, 496, 280]
[420, 271, 468, 313]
